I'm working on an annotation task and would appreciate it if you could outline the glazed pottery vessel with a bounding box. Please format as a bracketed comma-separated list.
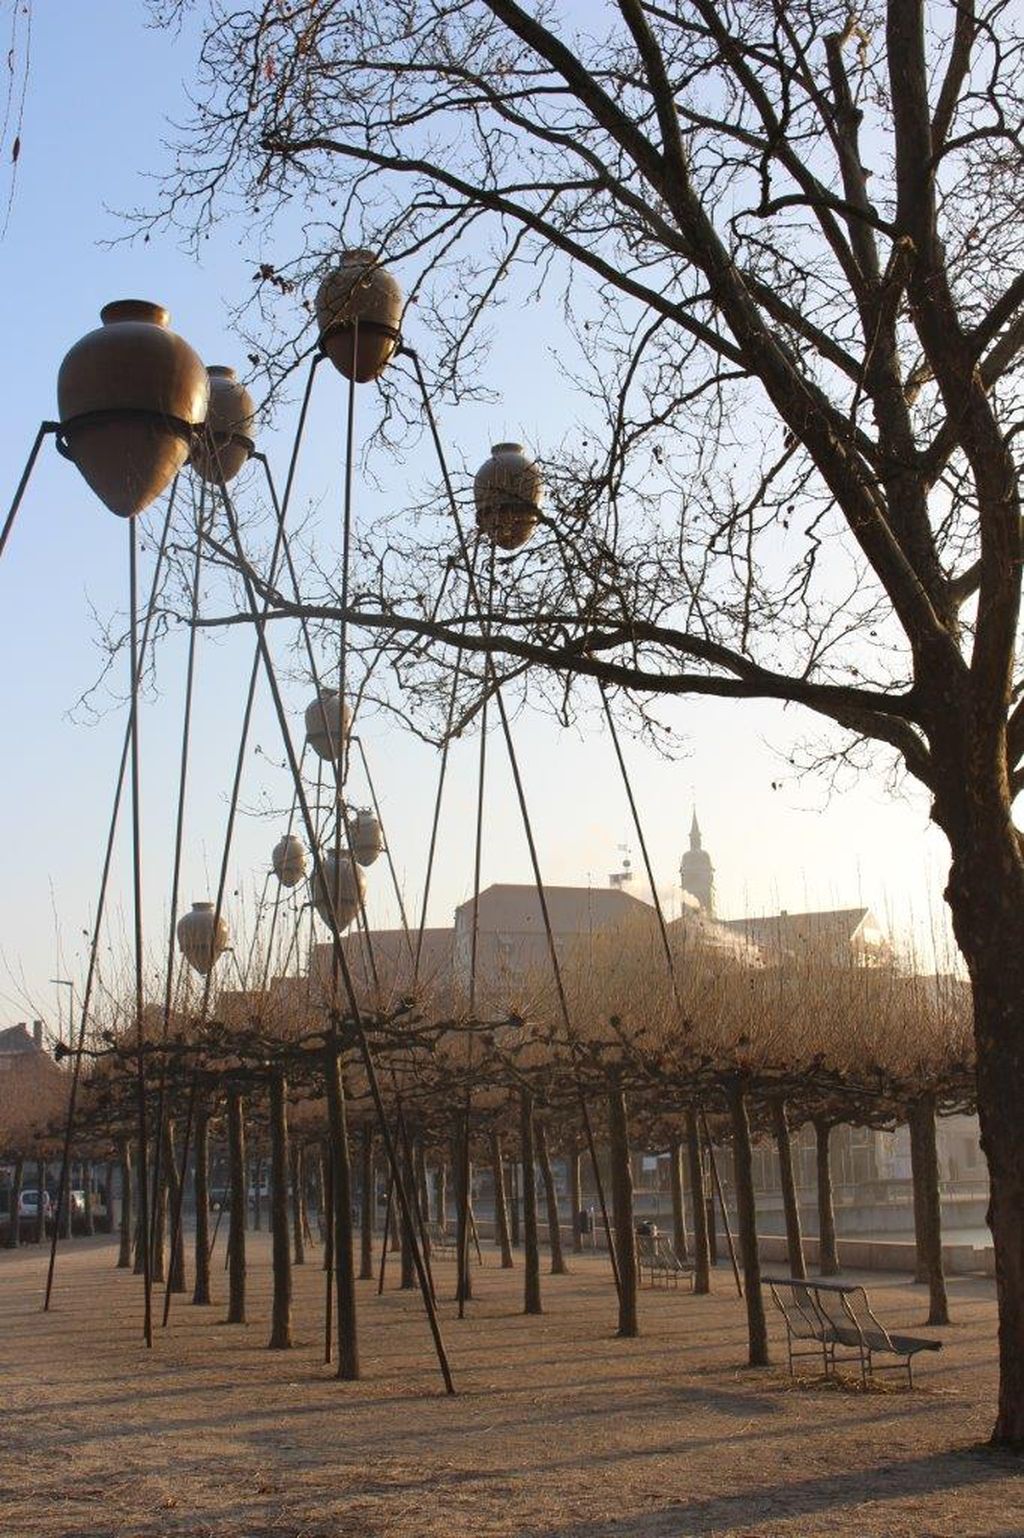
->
[272, 833, 308, 888]
[315, 250, 402, 382]
[58, 300, 209, 517]
[177, 901, 229, 976]
[310, 851, 366, 932]
[349, 808, 383, 867]
[190, 365, 256, 484]
[304, 688, 352, 761]
[473, 442, 543, 550]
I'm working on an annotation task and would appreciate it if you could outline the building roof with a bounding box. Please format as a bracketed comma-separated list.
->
[454, 883, 654, 936]
[0, 1023, 39, 1056]
[718, 907, 884, 960]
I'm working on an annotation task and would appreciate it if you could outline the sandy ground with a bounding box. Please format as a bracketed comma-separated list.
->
[0, 1233, 1021, 1538]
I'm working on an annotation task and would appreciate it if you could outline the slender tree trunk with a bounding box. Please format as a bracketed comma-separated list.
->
[252, 1154, 262, 1231]
[133, 1191, 146, 1275]
[814, 1119, 839, 1277]
[729, 1082, 768, 1366]
[910, 1105, 930, 1284]
[83, 1161, 95, 1237]
[316, 1143, 328, 1248]
[152, 1138, 168, 1286]
[63, 1159, 72, 1239]
[359, 1124, 374, 1281]
[117, 1138, 132, 1269]
[268, 1069, 293, 1349]
[909, 1093, 949, 1326]
[164, 1119, 186, 1294]
[570, 1146, 583, 1253]
[519, 1089, 542, 1315]
[192, 1102, 211, 1305]
[36, 1158, 46, 1244]
[434, 1162, 447, 1233]
[415, 1139, 430, 1226]
[325, 1042, 358, 1380]
[669, 1139, 688, 1263]
[608, 1081, 638, 1338]
[400, 1133, 416, 1292]
[454, 1120, 472, 1305]
[685, 1109, 711, 1294]
[535, 1122, 567, 1274]
[291, 1142, 306, 1267]
[491, 1128, 514, 1268]
[510, 1158, 521, 1248]
[226, 1089, 246, 1324]
[773, 1099, 806, 1280]
[7, 1156, 23, 1248]
[104, 1158, 116, 1234]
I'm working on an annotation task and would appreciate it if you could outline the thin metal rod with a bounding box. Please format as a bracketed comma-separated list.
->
[218, 478, 455, 1394]
[0, 422, 56, 564]
[352, 735, 414, 965]
[405, 349, 622, 1304]
[702, 1108, 743, 1297]
[150, 480, 208, 1263]
[412, 559, 476, 987]
[162, 1072, 199, 1326]
[44, 485, 178, 1311]
[129, 517, 154, 1348]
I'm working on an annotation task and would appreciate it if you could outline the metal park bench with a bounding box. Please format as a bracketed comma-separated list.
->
[425, 1222, 458, 1258]
[636, 1232, 694, 1290]
[764, 1276, 942, 1387]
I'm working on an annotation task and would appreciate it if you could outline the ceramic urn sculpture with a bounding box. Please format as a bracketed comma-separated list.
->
[349, 808, 383, 867]
[314, 249, 402, 382]
[177, 901, 229, 975]
[473, 442, 543, 550]
[304, 687, 352, 761]
[57, 300, 209, 517]
[272, 833, 308, 888]
[190, 365, 256, 484]
[310, 851, 366, 932]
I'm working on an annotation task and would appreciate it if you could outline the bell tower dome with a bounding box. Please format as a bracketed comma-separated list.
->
[680, 810, 715, 915]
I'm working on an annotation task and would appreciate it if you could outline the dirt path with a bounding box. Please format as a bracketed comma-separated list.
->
[0, 1235, 1019, 1537]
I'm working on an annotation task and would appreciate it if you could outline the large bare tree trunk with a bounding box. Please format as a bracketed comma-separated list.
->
[608, 1082, 638, 1338]
[359, 1124, 374, 1281]
[535, 1121, 567, 1274]
[117, 1138, 132, 1269]
[814, 1119, 839, 1277]
[685, 1109, 711, 1294]
[325, 1042, 358, 1379]
[669, 1139, 688, 1264]
[519, 1089, 542, 1315]
[729, 1082, 768, 1366]
[226, 1089, 246, 1324]
[909, 1093, 949, 1326]
[570, 1146, 583, 1254]
[490, 1128, 514, 1268]
[192, 1102, 211, 1305]
[291, 1141, 306, 1267]
[268, 1070, 293, 1349]
[772, 1099, 806, 1280]
[7, 1156, 23, 1248]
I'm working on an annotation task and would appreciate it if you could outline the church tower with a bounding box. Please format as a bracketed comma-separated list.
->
[680, 810, 715, 915]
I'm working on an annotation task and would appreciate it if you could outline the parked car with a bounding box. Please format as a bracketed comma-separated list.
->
[18, 1188, 52, 1221]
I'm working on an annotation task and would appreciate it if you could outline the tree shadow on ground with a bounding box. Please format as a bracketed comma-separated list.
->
[526, 1444, 1020, 1538]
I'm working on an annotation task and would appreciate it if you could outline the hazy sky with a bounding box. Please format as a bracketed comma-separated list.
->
[0, 4, 960, 1037]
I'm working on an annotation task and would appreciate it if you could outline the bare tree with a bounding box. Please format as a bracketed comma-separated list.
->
[153, 0, 1024, 1443]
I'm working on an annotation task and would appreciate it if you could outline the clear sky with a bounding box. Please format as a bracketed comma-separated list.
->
[0, 4, 960, 1038]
